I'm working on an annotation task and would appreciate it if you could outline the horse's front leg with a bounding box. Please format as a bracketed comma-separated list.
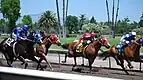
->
[124, 55, 133, 69]
[119, 58, 129, 75]
[88, 57, 95, 71]
[42, 54, 53, 70]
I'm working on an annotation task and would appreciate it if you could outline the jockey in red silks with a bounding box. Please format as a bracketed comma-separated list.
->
[76, 32, 96, 52]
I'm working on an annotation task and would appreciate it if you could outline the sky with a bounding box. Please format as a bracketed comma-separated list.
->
[8, 0, 143, 22]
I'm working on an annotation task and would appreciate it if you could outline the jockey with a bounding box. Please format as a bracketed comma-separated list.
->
[118, 32, 136, 53]
[11, 25, 29, 41]
[4, 25, 29, 47]
[76, 31, 96, 52]
[32, 31, 43, 44]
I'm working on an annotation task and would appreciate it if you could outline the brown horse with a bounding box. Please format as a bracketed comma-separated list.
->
[36, 33, 61, 70]
[61, 37, 110, 71]
[99, 38, 143, 75]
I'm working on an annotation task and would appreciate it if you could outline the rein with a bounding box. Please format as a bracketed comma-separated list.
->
[133, 40, 141, 46]
[96, 38, 103, 45]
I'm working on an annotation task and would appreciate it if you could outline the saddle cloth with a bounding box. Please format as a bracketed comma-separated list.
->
[76, 42, 88, 53]
[5, 38, 15, 46]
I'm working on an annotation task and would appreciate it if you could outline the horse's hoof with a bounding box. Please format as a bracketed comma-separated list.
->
[25, 63, 28, 69]
[21, 62, 24, 65]
[7, 65, 13, 67]
[40, 68, 44, 71]
[81, 64, 84, 66]
[129, 66, 134, 69]
[117, 63, 120, 65]
[61, 61, 66, 63]
[72, 67, 82, 72]
[103, 58, 106, 61]
[51, 68, 54, 71]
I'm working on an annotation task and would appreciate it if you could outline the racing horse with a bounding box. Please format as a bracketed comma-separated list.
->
[0, 34, 43, 69]
[61, 40, 85, 66]
[36, 33, 61, 70]
[99, 38, 143, 75]
[61, 37, 110, 71]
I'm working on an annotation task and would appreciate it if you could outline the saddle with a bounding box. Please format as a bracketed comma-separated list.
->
[76, 42, 88, 53]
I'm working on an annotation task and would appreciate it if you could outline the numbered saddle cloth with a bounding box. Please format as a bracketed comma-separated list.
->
[5, 38, 15, 46]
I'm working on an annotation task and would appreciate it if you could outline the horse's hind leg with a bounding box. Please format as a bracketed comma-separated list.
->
[41, 54, 53, 70]
[18, 56, 28, 69]
[4, 53, 13, 67]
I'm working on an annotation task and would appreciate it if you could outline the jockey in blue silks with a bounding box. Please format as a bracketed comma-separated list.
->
[117, 32, 136, 53]
[32, 31, 43, 44]
[11, 25, 29, 41]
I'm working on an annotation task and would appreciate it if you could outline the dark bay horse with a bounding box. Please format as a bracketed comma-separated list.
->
[61, 37, 110, 70]
[36, 33, 61, 70]
[0, 34, 42, 69]
[99, 38, 143, 75]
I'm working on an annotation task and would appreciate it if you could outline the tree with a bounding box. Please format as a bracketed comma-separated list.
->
[78, 14, 86, 30]
[1, 0, 20, 32]
[139, 13, 143, 27]
[82, 23, 103, 33]
[38, 11, 57, 33]
[56, 0, 61, 37]
[90, 16, 97, 24]
[66, 15, 78, 34]
[0, 19, 7, 33]
[22, 15, 32, 28]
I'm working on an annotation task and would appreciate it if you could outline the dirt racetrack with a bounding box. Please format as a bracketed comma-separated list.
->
[0, 59, 143, 80]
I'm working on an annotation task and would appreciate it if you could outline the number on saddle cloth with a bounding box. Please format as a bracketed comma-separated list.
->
[76, 41, 89, 53]
[76, 42, 83, 52]
[5, 38, 15, 46]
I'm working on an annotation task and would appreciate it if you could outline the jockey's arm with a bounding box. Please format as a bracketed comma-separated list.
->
[39, 39, 43, 44]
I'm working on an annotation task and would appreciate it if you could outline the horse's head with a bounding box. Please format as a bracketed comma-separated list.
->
[48, 34, 61, 46]
[99, 37, 111, 49]
[137, 38, 143, 46]
[27, 31, 35, 40]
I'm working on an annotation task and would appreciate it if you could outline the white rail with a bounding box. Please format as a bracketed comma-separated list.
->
[0, 66, 122, 80]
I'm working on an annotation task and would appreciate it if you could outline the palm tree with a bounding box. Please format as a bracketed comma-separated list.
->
[38, 11, 57, 33]
[56, 0, 61, 37]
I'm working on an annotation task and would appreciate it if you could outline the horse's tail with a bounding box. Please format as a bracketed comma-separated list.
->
[0, 37, 8, 51]
[61, 43, 70, 49]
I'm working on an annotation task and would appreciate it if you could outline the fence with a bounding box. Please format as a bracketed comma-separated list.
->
[0, 49, 143, 71]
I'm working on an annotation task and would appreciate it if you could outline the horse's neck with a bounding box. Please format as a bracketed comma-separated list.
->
[43, 37, 52, 49]
[92, 41, 102, 50]
[126, 41, 141, 57]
